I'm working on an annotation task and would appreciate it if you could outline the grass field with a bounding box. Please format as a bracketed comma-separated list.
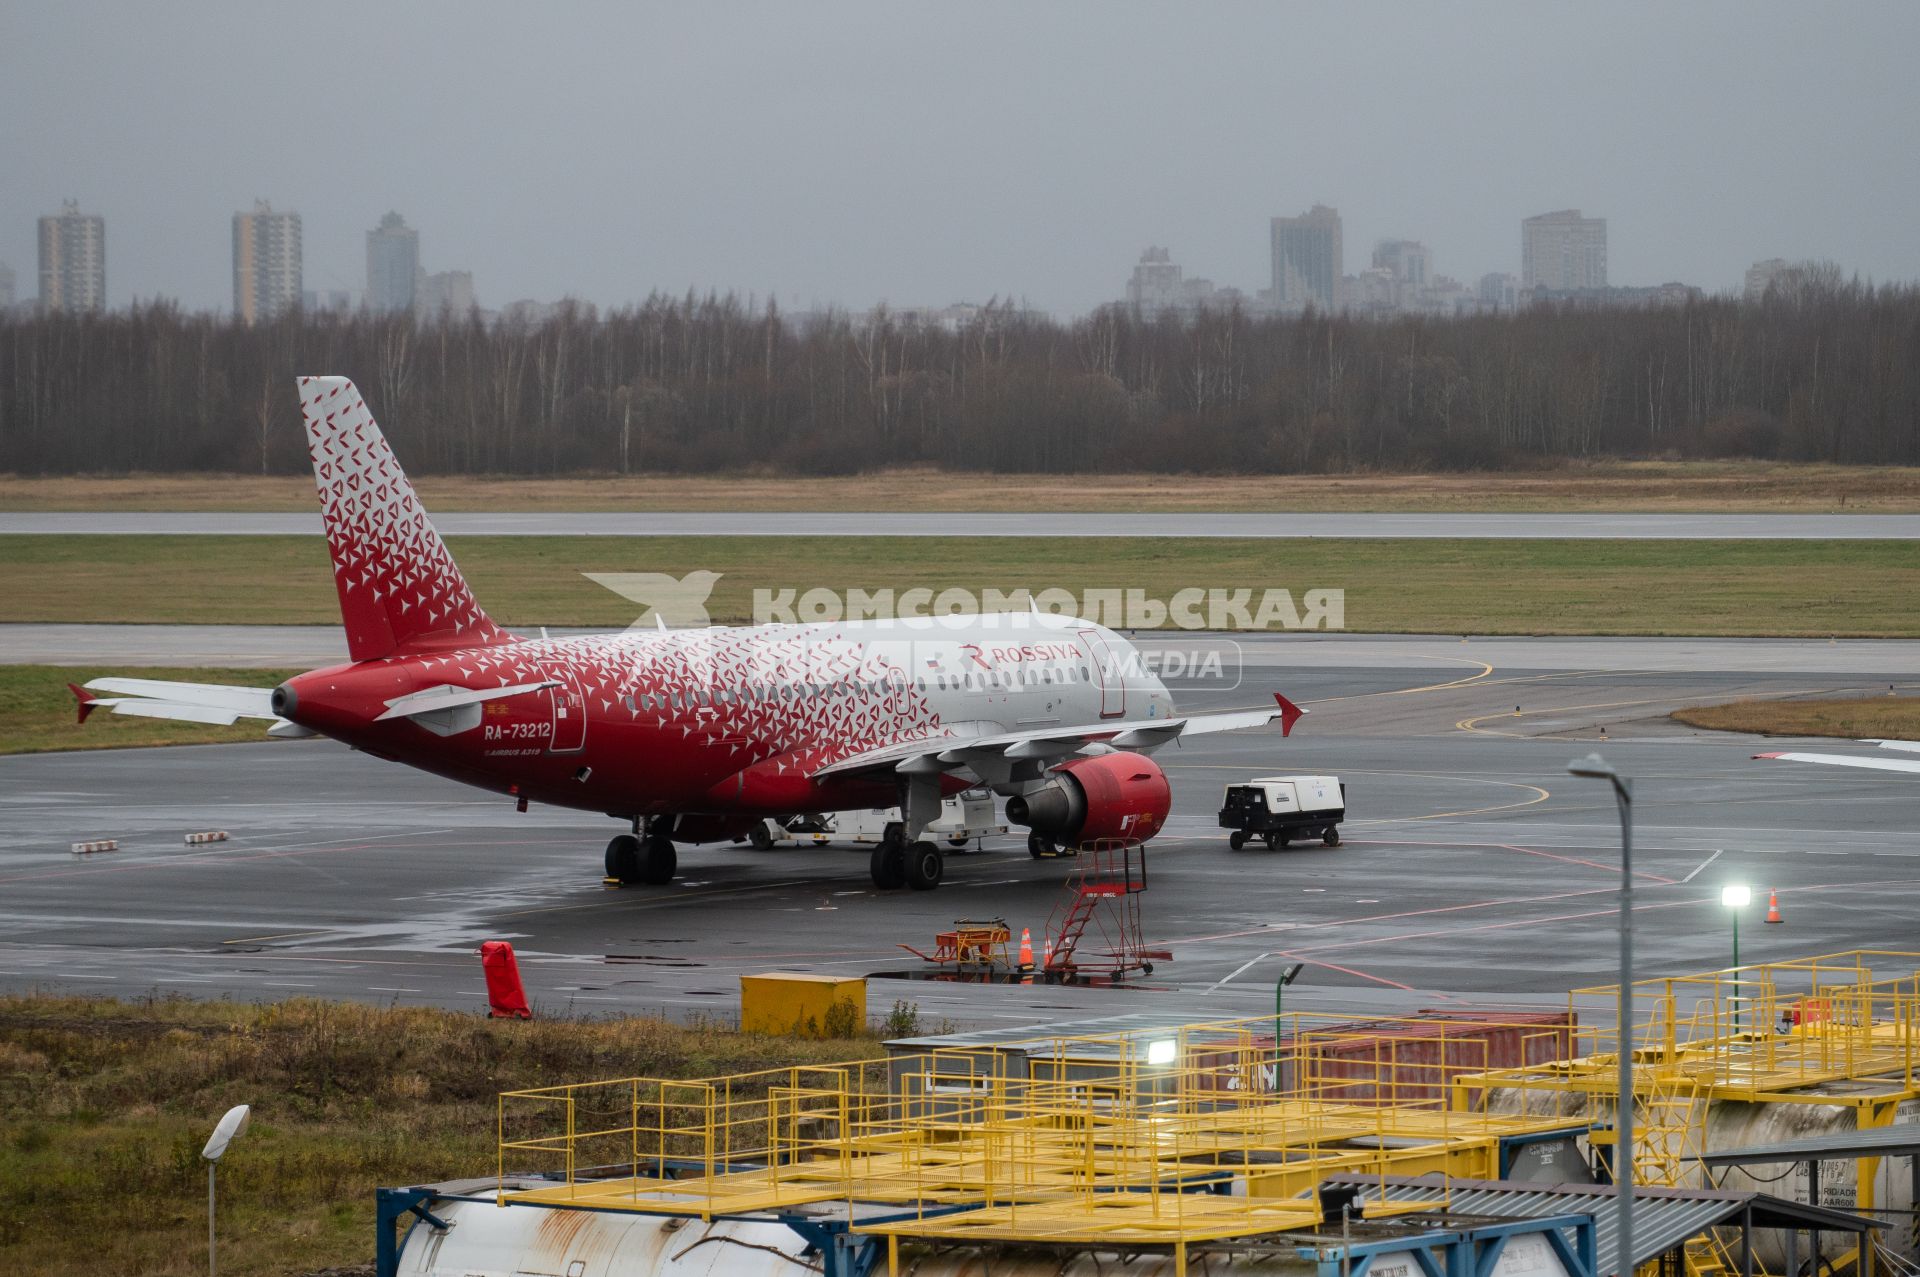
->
[1672, 697, 1920, 738]
[0, 994, 888, 1277]
[0, 666, 306, 755]
[5, 460, 1920, 512]
[2, 534, 1917, 637]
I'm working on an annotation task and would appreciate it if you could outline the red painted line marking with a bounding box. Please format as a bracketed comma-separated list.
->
[1165, 884, 1618, 947]
[1491, 841, 1676, 884]
[1268, 951, 1415, 991]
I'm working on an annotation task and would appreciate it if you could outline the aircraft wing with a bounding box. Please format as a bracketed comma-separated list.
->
[813, 693, 1304, 781]
[1755, 744, 1920, 775]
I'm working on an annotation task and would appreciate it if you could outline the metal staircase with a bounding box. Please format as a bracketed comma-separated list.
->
[1042, 839, 1164, 984]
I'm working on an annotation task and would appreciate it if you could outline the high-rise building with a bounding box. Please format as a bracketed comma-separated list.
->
[301, 288, 355, 313]
[0, 261, 15, 311]
[38, 200, 107, 313]
[1270, 205, 1343, 311]
[232, 201, 302, 324]
[1744, 258, 1793, 302]
[1126, 247, 1182, 313]
[1372, 240, 1430, 291]
[1478, 272, 1521, 312]
[366, 211, 419, 314]
[1521, 209, 1607, 292]
[414, 269, 476, 318]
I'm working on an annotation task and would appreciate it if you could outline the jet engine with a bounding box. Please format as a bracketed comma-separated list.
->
[1005, 752, 1171, 848]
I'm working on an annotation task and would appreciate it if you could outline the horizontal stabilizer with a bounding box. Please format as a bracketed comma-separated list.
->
[86, 678, 276, 716]
[375, 680, 559, 722]
[78, 677, 279, 729]
[94, 699, 250, 726]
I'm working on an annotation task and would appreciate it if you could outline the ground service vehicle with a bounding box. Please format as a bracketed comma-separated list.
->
[1219, 775, 1344, 849]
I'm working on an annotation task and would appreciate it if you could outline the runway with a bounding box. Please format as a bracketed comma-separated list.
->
[6, 636, 1918, 1029]
[6, 511, 1920, 538]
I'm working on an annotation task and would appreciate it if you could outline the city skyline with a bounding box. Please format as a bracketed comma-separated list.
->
[4, 4, 1916, 317]
[9, 192, 1873, 325]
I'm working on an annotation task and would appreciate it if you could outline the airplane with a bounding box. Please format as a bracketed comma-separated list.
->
[69, 376, 1302, 892]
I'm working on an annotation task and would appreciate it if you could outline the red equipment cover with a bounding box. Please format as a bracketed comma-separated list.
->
[480, 940, 532, 1019]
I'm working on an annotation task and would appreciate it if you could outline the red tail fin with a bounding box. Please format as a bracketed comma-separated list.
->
[68, 683, 99, 724]
[296, 377, 511, 661]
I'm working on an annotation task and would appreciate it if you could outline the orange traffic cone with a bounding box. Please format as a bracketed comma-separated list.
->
[1018, 927, 1034, 969]
[1765, 891, 1784, 924]
[1043, 939, 1054, 969]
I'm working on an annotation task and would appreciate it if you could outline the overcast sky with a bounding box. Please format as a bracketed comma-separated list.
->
[5, 1, 1917, 316]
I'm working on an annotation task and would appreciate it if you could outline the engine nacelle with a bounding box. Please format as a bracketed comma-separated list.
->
[1005, 752, 1171, 848]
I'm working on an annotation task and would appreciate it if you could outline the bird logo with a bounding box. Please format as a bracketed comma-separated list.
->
[584, 570, 724, 629]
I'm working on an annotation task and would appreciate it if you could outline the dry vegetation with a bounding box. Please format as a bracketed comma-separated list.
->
[1672, 696, 1920, 738]
[5, 460, 1920, 512]
[0, 994, 886, 1277]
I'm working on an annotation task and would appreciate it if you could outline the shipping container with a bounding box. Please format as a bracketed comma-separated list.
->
[1189, 1010, 1576, 1105]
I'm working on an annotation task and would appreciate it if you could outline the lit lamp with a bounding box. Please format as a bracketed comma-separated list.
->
[1145, 1038, 1177, 1067]
[1721, 884, 1751, 1036]
[203, 1104, 251, 1277]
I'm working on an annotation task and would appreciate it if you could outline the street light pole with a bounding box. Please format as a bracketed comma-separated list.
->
[202, 1104, 251, 1277]
[1275, 961, 1304, 1046]
[1570, 753, 1634, 1277]
[1721, 884, 1751, 1038]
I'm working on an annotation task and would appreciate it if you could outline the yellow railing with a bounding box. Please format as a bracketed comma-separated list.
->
[496, 1007, 1591, 1220]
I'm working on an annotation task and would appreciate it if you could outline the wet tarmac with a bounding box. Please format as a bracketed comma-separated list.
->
[5, 640, 1917, 1029]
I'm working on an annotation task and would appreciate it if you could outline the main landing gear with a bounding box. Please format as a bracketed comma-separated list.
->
[605, 823, 676, 885]
[869, 822, 943, 891]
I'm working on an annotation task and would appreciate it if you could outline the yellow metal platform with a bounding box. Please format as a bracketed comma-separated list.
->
[496, 949, 1920, 1258]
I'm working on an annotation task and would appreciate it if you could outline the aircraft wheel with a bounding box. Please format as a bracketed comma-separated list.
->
[870, 839, 906, 890]
[749, 824, 775, 851]
[904, 841, 944, 891]
[605, 833, 643, 883]
[1323, 827, 1341, 847]
[947, 837, 970, 850]
[639, 833, 676, 885]
[1229, 830, 1248, 850]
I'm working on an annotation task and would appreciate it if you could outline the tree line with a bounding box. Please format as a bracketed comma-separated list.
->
[2, 276, 1917, 476]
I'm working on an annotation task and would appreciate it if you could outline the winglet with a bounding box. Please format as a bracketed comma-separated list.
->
[1753, 752, 1784, 760]
[1274, 692, 1306, 738]
[68, 682, 100, 724]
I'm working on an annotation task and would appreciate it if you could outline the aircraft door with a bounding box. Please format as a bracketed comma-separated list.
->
[1077, 629, 1125, 719]
[544, 680, 587, 753]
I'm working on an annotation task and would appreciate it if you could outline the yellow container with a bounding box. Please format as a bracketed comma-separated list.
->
[740, 972, 867, 1038]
